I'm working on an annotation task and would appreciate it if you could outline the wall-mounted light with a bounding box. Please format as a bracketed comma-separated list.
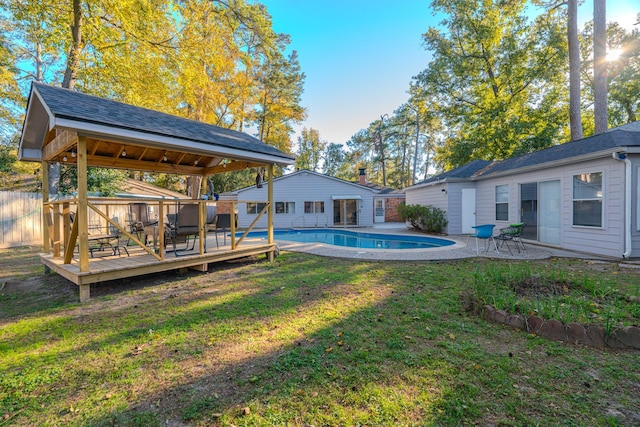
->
[441, 188, 447, 193]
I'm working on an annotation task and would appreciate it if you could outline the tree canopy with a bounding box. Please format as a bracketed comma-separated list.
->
[0, 0, 305, 194]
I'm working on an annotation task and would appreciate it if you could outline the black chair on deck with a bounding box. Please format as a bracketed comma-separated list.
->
[165, 203, 203, 256]
[209, 213, 231, 247]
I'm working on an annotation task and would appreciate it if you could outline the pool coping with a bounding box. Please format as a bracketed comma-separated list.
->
[246, 225, 561, 261]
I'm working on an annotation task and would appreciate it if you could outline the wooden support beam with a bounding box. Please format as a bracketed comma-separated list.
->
[203, 161, 263, 175]
[87, 154, 203, 175]
[267, 164, 274, 261]
[42, 130, 78, 161]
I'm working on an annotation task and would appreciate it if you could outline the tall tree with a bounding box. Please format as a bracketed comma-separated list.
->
[322, 142, 347, 177]
[580, 20, 640, 127]
[413, 0, 568, 169]
[253, 48, 306, 154]
[62, 0, 81, 89]
[593, 0, 607, 134]
[568, 0, 584, 140]
[295, 127, 325, 172]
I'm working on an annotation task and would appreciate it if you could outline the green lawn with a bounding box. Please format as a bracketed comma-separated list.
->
[1, 246, 639, 426]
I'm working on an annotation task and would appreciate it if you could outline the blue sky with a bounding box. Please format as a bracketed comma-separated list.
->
[260, 1, 639, 146]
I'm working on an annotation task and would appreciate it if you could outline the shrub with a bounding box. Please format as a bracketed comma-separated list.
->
[398, 203, 448, 234]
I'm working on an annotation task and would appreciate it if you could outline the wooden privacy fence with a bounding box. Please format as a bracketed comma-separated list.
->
[0, 191, 43, 248]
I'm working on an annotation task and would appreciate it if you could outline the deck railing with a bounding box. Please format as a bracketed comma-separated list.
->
[43, 198, 271, 267]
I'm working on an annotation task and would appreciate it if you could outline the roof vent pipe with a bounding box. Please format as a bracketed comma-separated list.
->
[613, 152, 632, 258]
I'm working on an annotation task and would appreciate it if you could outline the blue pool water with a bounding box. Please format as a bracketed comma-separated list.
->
[241, 229, 455, 250]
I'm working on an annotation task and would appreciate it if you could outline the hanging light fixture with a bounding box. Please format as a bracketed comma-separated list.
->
[63, 154, 67, 162]
[163, 154, 167, 162]
[71, 150, 76, 158]
[121, 149, 127, 157]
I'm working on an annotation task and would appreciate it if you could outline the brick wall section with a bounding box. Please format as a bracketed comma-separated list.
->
[384, 196, 405, 222]
[215, 201, 232, 215]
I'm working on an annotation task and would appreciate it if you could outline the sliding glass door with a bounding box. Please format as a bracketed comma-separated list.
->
[519, 180, 561, 245]
[538, 180, 561, 245]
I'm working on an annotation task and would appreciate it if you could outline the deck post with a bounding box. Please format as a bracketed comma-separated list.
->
[267, 163, 274, 261]
[77, 135, 89, 272]
[42, 160, 50, 252]
[79, 283, 90, 303]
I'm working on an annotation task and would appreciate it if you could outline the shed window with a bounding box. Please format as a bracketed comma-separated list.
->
[304, 201, 324, 214]
[495, 185, 509, 221]
[573, 172, 602, 227]
[275, 201, 295, 214]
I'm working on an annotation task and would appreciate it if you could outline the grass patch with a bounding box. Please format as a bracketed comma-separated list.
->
[1, 248, 639, 426]
[471, 263, 640, 333]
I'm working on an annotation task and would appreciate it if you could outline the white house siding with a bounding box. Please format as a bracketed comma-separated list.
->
[476, 157, 626, 258]
[445, 183, 476, 234]
[235, 171, 375, 229]
[404, 182, 451, 232]
[631, 156, 640, 257]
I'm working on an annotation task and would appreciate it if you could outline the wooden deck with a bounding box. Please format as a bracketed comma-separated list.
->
[42, 234, 276, 301]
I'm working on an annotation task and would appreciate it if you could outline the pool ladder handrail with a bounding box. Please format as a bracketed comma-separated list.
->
[315, 215, 328, 228]
[291, 215, 305, 227]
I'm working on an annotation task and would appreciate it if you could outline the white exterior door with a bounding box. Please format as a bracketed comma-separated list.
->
[374, 199, 385, 223]
[461, 188, 476, 234]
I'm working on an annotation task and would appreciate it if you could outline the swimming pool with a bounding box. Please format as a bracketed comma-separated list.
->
[241, 229, 455, 250]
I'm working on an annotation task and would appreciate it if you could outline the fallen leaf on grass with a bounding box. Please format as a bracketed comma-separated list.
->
[449, 333, 455, 340]
[325, 347, 333, 352]
[337, 340, 344, 346]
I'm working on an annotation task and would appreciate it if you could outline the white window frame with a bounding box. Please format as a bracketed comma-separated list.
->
[275, 201, 295, 214]
[572, 172, 603, 228]
[304, 201, 324, 214]
[495, 184, 509, 221]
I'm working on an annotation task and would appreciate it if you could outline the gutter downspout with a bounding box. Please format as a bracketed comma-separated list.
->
[613, 152, 632, 258]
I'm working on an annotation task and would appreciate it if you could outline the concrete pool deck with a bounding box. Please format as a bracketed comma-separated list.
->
[272, 223, 610, 262]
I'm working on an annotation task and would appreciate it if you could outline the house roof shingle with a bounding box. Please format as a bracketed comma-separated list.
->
[408, 124, 640, 188]
[21, 82, 294, 164]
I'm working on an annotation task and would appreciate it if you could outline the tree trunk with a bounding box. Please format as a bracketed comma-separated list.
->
[412, 114, 420, 185]
[568, 0, 583, 140]
[593, 0, 608, 134]
[62, 0, 82, 90]
[35, 42, 43, 82]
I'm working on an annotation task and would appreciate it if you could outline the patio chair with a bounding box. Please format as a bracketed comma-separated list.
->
[468, 224, 498, 255]
[208, 213, 231, 247]
[495, 223, 525, 254]
[509, 223, 526, 252]
[87, 217, 129, 257]
[165, 203, 216, 256]
[128, 202, 158, 246]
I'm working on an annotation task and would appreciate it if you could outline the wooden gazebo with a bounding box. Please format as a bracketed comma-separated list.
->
[18, 82, 295, 302]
